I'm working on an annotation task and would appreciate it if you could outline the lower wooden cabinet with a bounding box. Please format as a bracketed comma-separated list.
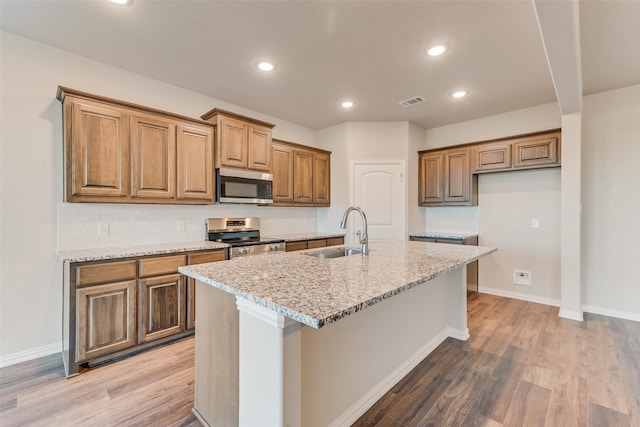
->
[138, 273, 185, 343]
[186, 250, 227, 330]
[410, 236, 479, 299]
[76, 280, 137, 362]
[65, 247, 227, 377]
[285, 236, 345, 252]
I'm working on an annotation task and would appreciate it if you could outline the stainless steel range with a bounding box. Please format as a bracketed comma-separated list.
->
[206, 217, 285, 259]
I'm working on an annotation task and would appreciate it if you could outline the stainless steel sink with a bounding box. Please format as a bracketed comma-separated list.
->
[304, 247, 363, 258]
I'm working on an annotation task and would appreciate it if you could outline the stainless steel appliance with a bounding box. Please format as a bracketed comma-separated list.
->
[206, 217, 284, 258]
[216, 168, 273, 204]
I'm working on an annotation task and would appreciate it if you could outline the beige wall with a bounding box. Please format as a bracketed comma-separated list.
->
[422, 103, 563, 303]
[582, 84, 640, 319]
[0, 32, 319, 363]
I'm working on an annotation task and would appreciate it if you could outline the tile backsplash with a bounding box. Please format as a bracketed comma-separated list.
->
[57, 202, 318, 250]
[423, 206, 478, 234]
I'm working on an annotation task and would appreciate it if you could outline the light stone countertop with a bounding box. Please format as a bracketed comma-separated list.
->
[179, 240, 496, 329]
[274, 232, 346, 242]
[58, 241, 229, 263]
[409, 232, 479, 240]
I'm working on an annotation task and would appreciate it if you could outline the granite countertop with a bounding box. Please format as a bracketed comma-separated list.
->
[410, 231, 479, 240]
[58, 241, 229, 263]
[273, 232, 346, 242]
[179, 240, 496, 329]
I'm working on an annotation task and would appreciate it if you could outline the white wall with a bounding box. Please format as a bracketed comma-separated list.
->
[0, 32, 319, 362]
[422, 103, 563, 303]
[317, 121, 411, 246]
[582, 84, 640, 319]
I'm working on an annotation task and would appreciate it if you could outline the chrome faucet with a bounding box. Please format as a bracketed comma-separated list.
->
[340, 206, 369, 255]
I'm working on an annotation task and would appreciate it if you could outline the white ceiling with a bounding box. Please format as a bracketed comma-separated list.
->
[1, 0, 639, 130]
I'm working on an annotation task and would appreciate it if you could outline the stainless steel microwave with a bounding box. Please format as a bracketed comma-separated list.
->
[216, 168, 273, 204]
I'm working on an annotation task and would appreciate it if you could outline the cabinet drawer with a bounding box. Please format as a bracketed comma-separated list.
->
[307, 239, 327, 249]
[76, 260, 137, 287]
[286, 241, 308, 252]
[326, 237, 344, 247]
[188, 250, 226, 265]
[138, 255, 187, 277]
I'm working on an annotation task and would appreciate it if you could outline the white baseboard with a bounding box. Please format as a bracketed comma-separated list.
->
[480, 287, 640, 323]
[479, 286, 561, 307]
[558, 309, 584, 322]
[582, 305, 640, 323]
[447, 327, 470, 341]
[0, 342, 61, 368]
[328, 328, 449, 427]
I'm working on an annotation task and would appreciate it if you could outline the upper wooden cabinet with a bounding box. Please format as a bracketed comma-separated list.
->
[473, 142, 512, 173]
[419, 147, 477, 207]
[200, 108, 275, 172]
[66, 98, 130, 199]
[312, 151, 331, 205]
[272, 141, 294, 203]
[130, 113, 176, 200]
[272, 139, 331, 207]
[472, 130, 561, 174]
[57, 87, 215, 204]
[177, 124, 214, 201]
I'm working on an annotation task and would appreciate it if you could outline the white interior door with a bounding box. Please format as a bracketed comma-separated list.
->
[353, 162, 405, 242]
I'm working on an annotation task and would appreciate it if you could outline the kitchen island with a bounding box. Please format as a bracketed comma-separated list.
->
[179, 240, 496, 427]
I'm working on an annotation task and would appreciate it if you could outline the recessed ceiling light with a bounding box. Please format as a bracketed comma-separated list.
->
[341, 101, 355, 108]
[426, 44, 447, 57]
[451, 90, 468, 98]
[110, 0, 131, 5]
[256, 61, 275, 72]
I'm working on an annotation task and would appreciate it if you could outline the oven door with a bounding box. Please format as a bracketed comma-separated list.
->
[216, 168, 273, 204]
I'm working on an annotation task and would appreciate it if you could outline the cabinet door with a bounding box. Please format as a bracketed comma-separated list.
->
[444, 149, 471, 203]
[139, 273, 185, 343]
[272, 142, 294, 203]
[219, 116, 247, 168]
[76, 280, 137, 362]
[513, 133, 559, 169]
[68, 99, 129, 199]
[312, 151, 331, 205]
[186, 250, 226, 330]
[247, 125, 272, 172]
[130, 114, 176, 199]
[474, 142, 512, 173]
[419, 153, 443, 204]
[177, 123, 214, 201]
[293, 149, 313, 203]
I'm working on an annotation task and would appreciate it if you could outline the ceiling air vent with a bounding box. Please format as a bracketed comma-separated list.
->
[399, 96, 425, 107]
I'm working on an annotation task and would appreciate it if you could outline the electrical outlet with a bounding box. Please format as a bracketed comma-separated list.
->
[531, 219, 539, 228]
[98, 223, 109, 235]
[514, 269, 531, 286]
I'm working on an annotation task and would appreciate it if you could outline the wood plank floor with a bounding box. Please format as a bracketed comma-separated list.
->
[1, 294, 638, 426]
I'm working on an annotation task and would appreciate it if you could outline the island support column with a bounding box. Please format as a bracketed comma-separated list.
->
[236, 298, 302, 427]
[447, 265, 469, 340]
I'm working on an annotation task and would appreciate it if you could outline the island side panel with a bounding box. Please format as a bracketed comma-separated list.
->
[236, 300, 302, 427]
[447, 265, 470, 340]
[300, 271, 451, 427]
[193, 281, 239, 427]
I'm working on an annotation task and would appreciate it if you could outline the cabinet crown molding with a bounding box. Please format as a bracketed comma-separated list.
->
[200, 107, 275, 129]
